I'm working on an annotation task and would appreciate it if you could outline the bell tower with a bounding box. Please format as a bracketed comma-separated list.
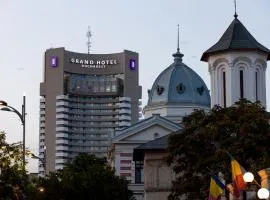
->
[201, 14, 270, 108]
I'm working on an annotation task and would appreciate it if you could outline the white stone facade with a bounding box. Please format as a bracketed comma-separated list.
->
[143, 103, 210, 123]
[207, 51, 267, 108]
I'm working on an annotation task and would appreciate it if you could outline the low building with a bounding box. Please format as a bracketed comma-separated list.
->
[110, 114, 182, 200]
[133, 134, 175, 200]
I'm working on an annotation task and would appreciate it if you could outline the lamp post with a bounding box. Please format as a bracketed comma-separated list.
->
[0, 95, 26, 171]
[243, 171, 270, 199]
[30, 153, 46, 175]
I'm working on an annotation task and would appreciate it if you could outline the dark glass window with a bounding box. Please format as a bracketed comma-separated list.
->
[135, 161, 144, 184]
[223, 71, 226, 107]
[240, 70, 244, 98]
[255, 71, 258, 101]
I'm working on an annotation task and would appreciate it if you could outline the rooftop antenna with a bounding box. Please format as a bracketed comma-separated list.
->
[234, 0, 238, 18]
[86, 26, 92, 54]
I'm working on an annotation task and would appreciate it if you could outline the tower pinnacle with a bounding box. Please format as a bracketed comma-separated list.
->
[234, 0, 238, 18]
[172, 24, 184, 61]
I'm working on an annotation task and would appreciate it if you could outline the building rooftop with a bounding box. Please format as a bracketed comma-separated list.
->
[146, 50, 210, 108]
[201, 16, 270, 61]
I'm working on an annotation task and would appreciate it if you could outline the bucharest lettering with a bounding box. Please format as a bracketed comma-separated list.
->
[70, 58, 118, 69]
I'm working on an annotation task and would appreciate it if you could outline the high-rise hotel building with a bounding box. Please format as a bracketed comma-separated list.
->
[39, 48, 141, 174]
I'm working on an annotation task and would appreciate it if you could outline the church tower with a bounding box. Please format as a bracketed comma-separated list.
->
[201, 13, 270, 108]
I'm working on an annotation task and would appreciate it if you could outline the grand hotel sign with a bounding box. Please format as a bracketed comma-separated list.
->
[69, 58, 118, 69]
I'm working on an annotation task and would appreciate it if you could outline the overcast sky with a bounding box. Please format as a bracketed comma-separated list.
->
[0, 0, 269, 172]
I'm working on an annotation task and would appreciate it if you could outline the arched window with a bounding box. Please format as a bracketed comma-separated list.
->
[255, 71, 258, 101]
[239, 70, 244, 99]
[222, 71, 226, 107]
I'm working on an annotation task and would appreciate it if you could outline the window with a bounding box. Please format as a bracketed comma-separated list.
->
[120, 153, 132, 157]
[255, 71, 258, 101]
[135, 161, 144, 184]
[240, 70, 244, 98]
[120, 166, 131, 170]
[223, 71, 226, 107]
[120, 160, 131, 164]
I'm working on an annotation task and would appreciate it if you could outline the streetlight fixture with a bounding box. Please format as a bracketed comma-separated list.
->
[243, 171, 270, 199]
[0, 95, 26, 171]
[258, 188, 270, 199]
[30, 153, 46, 174]
[243, 172, 254, 183]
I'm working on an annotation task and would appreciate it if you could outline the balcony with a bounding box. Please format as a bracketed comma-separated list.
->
[56, 120, 68, 125]
[119, 115, 131, 121]
[56, 132, 69, 138]
[56, 107, 69, 113]
[56, 152, 68, 157]
[119, 102, 131, 108]
[55, 158, 67, 164]
[56, 101, 69, 107]
[56, 95, 68, 100]
[119, 97, 131, 102]
[119, 109, 131, 114]
[56, 127, 69, 132]
[56, 146, 69, 151]
[56, 139, 69, 145]
[56, 113, 69, 119]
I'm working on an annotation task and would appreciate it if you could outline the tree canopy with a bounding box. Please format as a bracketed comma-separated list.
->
[166, 99, 270, 199]
[0, 131, 28, 200]
[36, 153, 134, 200]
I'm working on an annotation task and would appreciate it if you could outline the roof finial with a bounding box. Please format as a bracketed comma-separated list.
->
[234, 0, 238, 18]
[86, 26, 92, 54]
[177, 24, 180, 53]
[172, 24, 184, 62]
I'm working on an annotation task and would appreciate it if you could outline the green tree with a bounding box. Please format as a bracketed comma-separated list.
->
[38, 153, 134, 200]
[166, 99, 270, 199]
[0, 131, 28, 200]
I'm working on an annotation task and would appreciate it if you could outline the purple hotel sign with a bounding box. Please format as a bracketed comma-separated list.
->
[50, 56, 58, 68]
[129, 59, 136, 70]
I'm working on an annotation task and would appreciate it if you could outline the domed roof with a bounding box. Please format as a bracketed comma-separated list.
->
[147, 51, 210, 107]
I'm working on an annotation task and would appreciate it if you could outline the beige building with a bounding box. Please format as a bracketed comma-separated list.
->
[110, 114, 182, 200]
[133, 134, 175, 200]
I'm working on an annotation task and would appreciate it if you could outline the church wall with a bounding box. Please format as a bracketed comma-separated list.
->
[208, 51, 267, 108]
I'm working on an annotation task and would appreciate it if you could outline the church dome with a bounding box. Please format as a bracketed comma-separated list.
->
[147, 51, 210, 107]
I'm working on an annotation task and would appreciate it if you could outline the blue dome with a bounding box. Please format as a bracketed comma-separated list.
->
[147, 53, 210, 107]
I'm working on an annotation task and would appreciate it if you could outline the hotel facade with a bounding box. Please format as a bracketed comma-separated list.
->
[39, 48, 141, 174]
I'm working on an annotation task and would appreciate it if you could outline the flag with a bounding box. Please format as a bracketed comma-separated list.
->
[230, 156, 246, 198]
[208, 174, 226, 200]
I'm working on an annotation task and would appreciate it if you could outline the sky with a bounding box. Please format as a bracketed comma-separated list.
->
[0, 0, 269, 172]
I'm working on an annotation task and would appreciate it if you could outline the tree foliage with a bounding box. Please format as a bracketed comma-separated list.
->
[0, 131, 28, 200]
[166, 99, 270, 199]
[36, 153, 134, 200]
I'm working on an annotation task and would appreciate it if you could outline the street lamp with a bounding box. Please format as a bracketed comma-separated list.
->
[243, 171, 270, 199]
[30, 153, 46, 174]
[258, 188, 270, 199]
[0, 95, 26, 171]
